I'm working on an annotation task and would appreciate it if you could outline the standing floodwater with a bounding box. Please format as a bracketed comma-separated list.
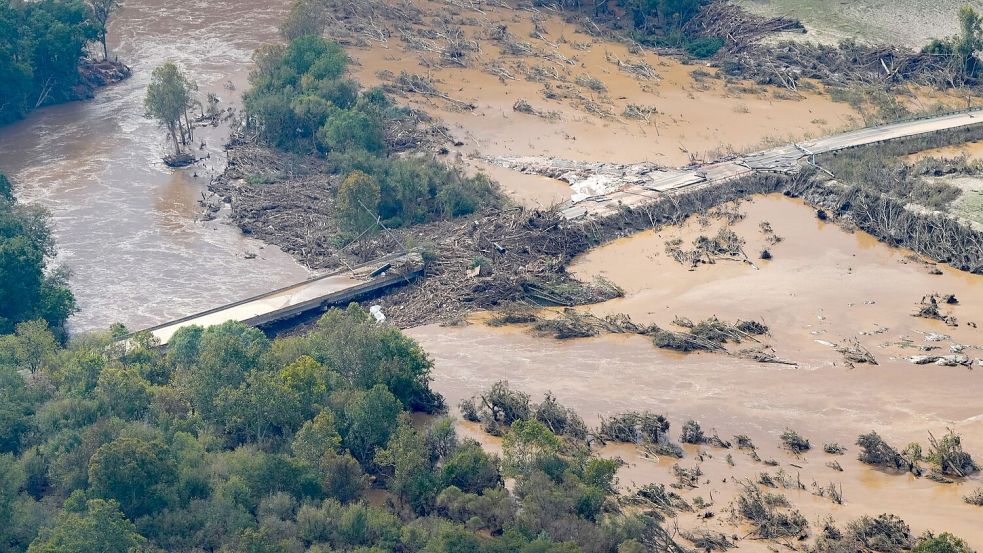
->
[0, 0, 309, 333]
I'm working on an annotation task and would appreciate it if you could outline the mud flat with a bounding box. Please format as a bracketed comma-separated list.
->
[340, 0, 861, 206]
[408, 193, 983, 548]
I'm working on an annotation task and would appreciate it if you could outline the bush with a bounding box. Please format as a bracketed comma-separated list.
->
[781, 430, 810, 453]
[316, 108, 385, 153]
[912, 532, 973, 553]
[680, 420, 705, 444]
[0, 177, 77, 333]
[685, 36, 725, 59]
[336, 170, 381, 235]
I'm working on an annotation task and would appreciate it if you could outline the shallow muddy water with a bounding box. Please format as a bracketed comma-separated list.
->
[409, 194, 983, 547]
[0, 0, 309, 333]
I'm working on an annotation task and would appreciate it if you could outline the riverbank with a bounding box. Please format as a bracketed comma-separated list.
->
[75, 58, 133, 100]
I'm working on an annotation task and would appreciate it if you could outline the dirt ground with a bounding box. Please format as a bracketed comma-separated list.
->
[341, 0, 864, 207]
[906, 143, 983, 224]
[408, 194, 983, 549]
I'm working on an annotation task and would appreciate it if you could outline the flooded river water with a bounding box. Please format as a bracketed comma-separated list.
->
[408, 195, 983, 546]
[0, 0, 308, 333]
[2, 0, 983, 544]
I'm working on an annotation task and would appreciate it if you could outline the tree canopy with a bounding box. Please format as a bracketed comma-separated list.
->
[0, 305, 678, 552]
[0, 0, 100, 124]
[0, 172, 76, 334]
[144, 62, 197, 156]
[242, 35, 505, 236]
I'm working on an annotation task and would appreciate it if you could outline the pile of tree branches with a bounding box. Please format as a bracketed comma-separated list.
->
[683, 1, 804, 52]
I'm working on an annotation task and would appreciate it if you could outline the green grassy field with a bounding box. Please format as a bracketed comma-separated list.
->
[735, 0, 983, 48]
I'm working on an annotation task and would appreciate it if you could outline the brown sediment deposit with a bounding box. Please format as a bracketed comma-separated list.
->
[408, 193, 983, 548]
[908, 139, 983, 163]
[466, 159, 572, 209]
[340, 0, 859, 179]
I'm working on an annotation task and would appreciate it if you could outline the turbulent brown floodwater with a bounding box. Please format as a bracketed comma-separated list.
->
[0, 0, 309, 333]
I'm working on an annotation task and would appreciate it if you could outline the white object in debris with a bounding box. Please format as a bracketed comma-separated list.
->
[369, 305, 386, 323]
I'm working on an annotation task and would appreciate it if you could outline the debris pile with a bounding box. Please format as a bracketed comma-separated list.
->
[651, 317, 768, 353]
[733, 482, 809, 539]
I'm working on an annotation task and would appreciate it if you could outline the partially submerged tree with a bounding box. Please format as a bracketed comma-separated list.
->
[143, 62, 196, 159]
[87, 0, 122, 60]
[280, 0, 330, 41]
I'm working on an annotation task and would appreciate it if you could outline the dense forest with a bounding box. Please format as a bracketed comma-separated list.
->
[0, 172, 76, 335]
[0, 0, 118, 125]
[0, 305, 667, 553]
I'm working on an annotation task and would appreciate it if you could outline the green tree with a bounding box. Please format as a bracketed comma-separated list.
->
[27, 498, 146, 553]
[337, 384, 402, 465]
[0, 0, 99, 123]
[278, 354, 336, 416]
[280, 0, 330, 41]
[913, 532, 973, 553]
[316, 107, 384, 152]
[86, 0, 121, 60]
[309, 305, 442, 412]
[11, 320, 57, 375]
[221, 527, 281, 553]
[336, 170, 381, 235]
[0, 182, 76, 332]
[320, 452, 367, 503]
[96, 363, 151, 420]
[144, 61, 196, 156]
[292, 408, 342, 464]
[0, 453, 25, 539]
[441, 442, 501, 495]
[174, 321, 269, 415]
[375, 419, 439, 513]
[956, 6, 983, 79]
[215, 369, 304, 445]
[0, 173, 12, 201]
[0, 362, 34, 453]
[88, 437, 176, 519]
[502, 420, 561, 477]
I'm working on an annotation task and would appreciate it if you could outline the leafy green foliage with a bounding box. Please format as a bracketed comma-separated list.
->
[144, 62, 198, 156]
[0, 0, 99, 124]
[336, 170, 381, 235]
[923, 6, 983, 83]
[0, 174, 76, 333]
[243, 36, 504, 233]
[912, 532, 974, 553]
[0, 302, 667, 552]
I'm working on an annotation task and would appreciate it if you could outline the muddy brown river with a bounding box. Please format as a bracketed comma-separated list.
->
[0, 0, 307, 333]
[2, 0, 983, 545]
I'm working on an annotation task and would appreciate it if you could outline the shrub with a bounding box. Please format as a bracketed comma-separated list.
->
[316, 108, 385, 153]
[781, 430, 810, 453]
[685, 36, 724, 59]
[336, 170, 381, 235]
[913, 532, 973, 553]
[680, 420, 705, 444]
